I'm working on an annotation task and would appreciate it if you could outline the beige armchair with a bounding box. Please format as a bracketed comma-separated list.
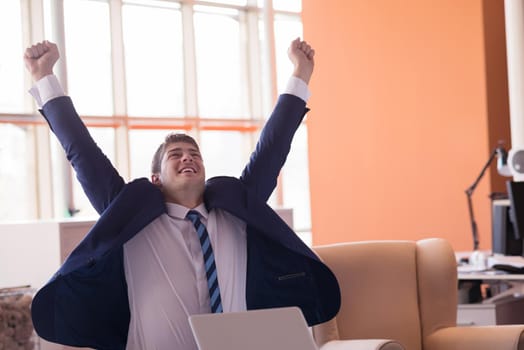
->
[312, 238, 524, 350]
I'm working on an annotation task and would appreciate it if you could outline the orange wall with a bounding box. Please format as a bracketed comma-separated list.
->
[303, 0, 510, 251]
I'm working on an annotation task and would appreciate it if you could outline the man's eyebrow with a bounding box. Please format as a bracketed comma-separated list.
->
[167, 147, 200, 154]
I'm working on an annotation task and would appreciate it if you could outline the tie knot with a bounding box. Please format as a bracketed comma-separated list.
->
[186, 210, 200, 223]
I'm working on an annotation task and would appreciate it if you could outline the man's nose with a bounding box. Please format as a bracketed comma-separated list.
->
[181, 153, 193, 162]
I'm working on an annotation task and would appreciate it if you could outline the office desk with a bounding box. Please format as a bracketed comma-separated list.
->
[458, 271, 524, 303]
[458, 268, 524, 325]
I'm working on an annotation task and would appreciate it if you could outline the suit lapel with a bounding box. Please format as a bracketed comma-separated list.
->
[204, 176, 318, 261]
[58, 178, 166, 277]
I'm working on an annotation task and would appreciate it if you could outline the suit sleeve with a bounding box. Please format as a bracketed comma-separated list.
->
[240, 94, 309, 202]
[41, 96, 125, 214]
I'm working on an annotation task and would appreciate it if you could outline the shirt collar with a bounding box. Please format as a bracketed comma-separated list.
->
[166, 202, 209, 220]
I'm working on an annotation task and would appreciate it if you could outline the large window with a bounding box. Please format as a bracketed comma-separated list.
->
[0, 1, 35, 220]
[123, 2, 185, 117]
[64, 0, 114, 115]
[0, 2, 25, 114]
[0, 124, 37, 220]
[0, 0, 310, 241]
[194, 6, 248, 118]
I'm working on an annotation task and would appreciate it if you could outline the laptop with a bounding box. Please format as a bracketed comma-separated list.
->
[188, 307, 318, 350]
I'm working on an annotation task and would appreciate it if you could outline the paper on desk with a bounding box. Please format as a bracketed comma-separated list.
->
[457, 264, 488, 273]
[488, 255, 524, 268]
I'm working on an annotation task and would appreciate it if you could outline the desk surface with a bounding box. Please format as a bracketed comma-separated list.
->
[458, 271, 524, 281]
[457, 253, 524, 280]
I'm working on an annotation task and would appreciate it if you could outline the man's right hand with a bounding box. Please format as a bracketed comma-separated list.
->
[24, 40, 59, 82]
[288, 38, 315, 85]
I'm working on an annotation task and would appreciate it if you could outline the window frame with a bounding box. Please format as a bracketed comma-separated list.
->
[0, 0, 310, 237]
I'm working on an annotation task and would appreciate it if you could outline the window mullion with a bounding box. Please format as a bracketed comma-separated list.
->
[261, 0, 277, 112]
[181, 2, 199, 123]
[47, 0, 69, 92]
[109, 0, 131, 180]
[244, 7, 263, 154]
[245, 9, 262, 121]
[23, 0, 43, 109]
[46, 0, 77, 217]
[26, 0, 56, 219]
[261, 0, 284, 207]
[109, 0, 127, 116]
[34, 125, 55, 218]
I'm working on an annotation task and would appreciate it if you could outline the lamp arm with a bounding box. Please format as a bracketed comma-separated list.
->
[465, 148, 498, 196]
[464, 148, 499, 251]
[466, 191, 479, 250]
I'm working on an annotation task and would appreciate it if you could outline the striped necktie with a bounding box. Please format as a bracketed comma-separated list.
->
[186, 210, 223, 313]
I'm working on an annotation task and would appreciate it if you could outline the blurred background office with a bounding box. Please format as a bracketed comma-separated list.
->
[0, 0, 516, 252]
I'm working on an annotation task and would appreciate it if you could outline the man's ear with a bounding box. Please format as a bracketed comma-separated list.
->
[151, 174, 161, 186]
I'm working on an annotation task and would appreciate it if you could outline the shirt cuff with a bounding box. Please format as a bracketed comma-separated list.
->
[28, 74, 66, 108]
[283, 76, 311, 103]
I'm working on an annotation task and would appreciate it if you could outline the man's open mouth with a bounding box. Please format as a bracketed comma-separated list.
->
[179, 167, 196, 174]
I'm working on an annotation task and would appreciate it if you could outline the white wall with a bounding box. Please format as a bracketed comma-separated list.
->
[0, 219, 94, 290]
[0, 219, 95, 350]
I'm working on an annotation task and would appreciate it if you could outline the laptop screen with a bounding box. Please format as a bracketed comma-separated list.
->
[188, 307, 318, 350]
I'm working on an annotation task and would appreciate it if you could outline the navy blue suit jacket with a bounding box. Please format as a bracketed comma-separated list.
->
[31, 94, 340, 350]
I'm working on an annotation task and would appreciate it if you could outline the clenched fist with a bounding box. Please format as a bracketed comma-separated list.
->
[24, 40, 59, 81]
[288, 38, 315, 84]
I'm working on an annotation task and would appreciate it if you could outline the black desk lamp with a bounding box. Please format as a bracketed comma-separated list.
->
[465, 145, 509, 251]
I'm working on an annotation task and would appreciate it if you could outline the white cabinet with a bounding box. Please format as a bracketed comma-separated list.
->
[0, 219, 95, 290]
[0, 220, 95, 350]
[458, 297, 524, 326]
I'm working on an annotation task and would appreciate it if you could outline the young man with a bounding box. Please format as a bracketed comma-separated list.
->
[24, 38, 340, 350]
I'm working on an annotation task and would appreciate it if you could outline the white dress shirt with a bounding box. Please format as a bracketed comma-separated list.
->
[123, 203, 247, 350]
[29, 75, 310, 350]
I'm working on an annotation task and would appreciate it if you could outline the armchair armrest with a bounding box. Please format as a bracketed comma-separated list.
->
[320, 339, 405, 350]
[425, 325, 524, 350]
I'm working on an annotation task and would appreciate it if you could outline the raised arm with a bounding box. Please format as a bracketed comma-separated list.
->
[24, 41, 125, 214]
[240, 39, 315, 202]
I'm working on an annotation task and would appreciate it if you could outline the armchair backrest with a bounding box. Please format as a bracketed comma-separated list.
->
[313, 238, 458, 350]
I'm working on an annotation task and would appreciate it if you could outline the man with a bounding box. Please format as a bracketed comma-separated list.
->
[24, 38, 340, 350]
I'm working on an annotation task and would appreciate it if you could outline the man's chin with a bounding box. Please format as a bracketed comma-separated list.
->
[176, 178, 205, 189]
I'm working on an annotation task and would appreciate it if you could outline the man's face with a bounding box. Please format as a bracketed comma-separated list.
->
[152, 141, 206, 198]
